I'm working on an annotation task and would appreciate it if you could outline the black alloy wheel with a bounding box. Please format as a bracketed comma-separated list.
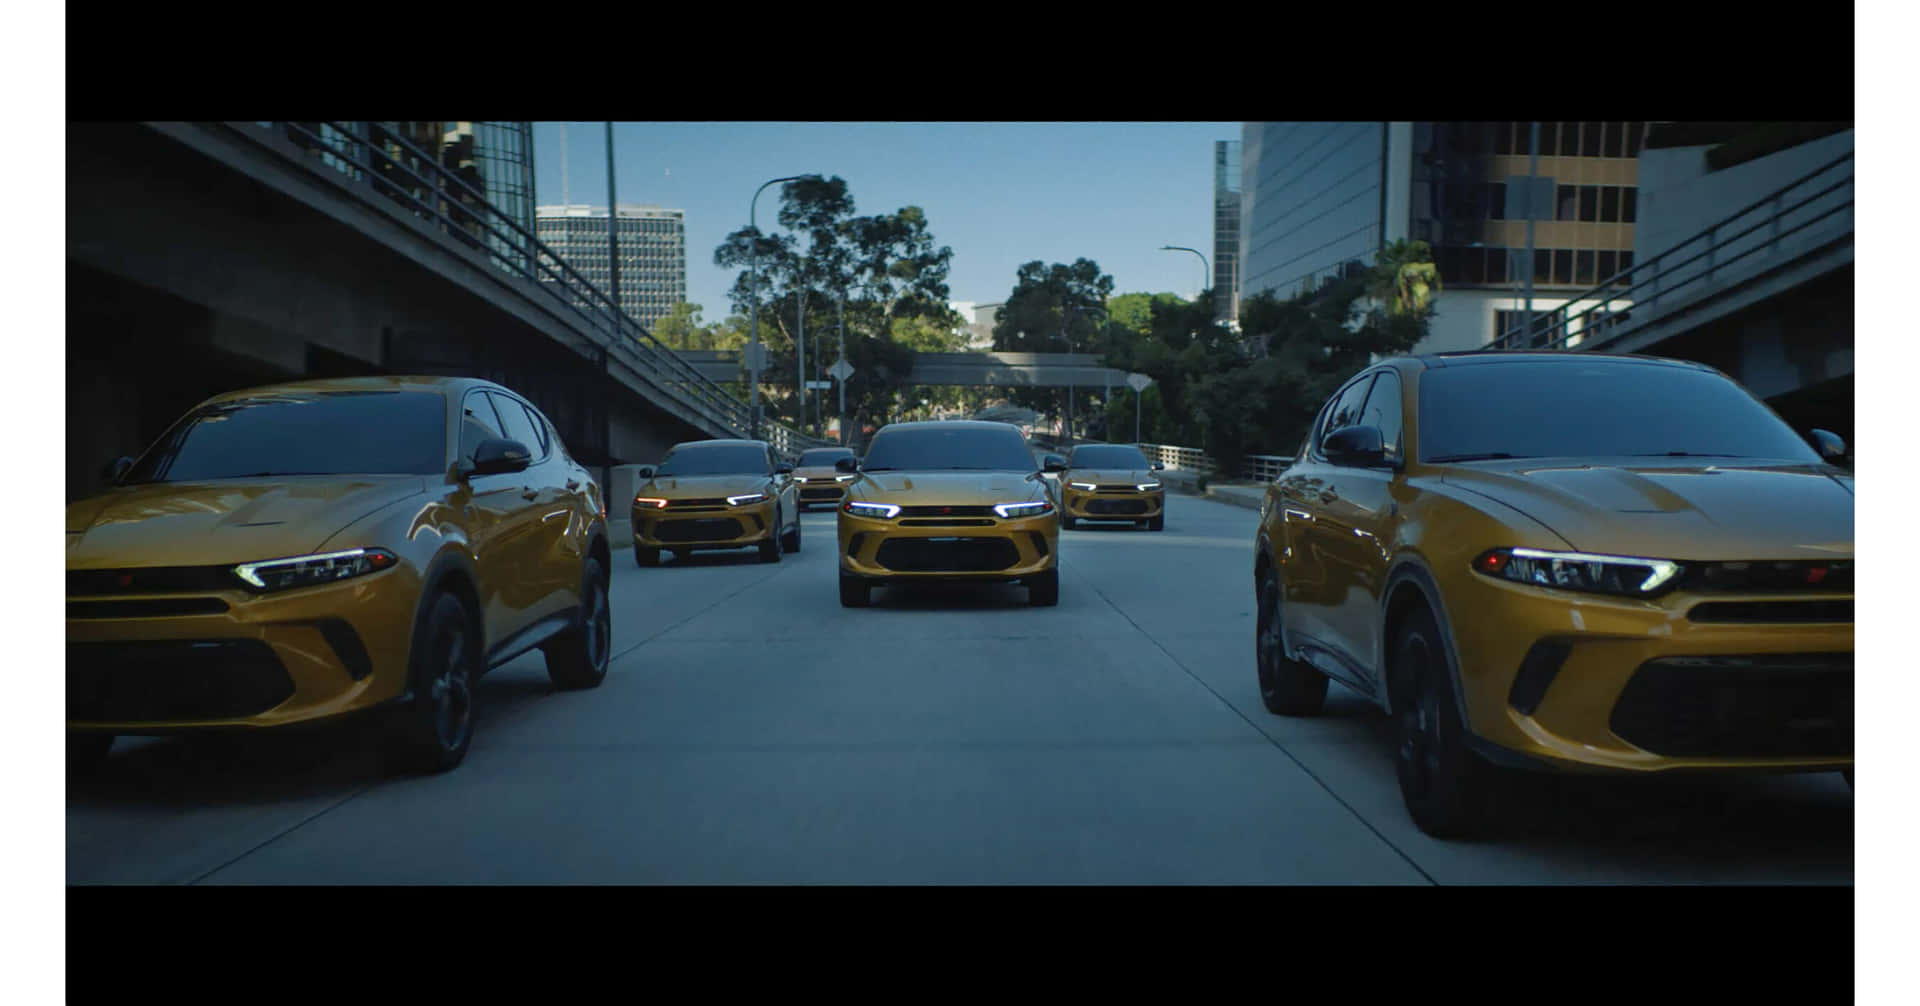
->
[1027, 568, 1060, 607]
[1391, 606, 1497, 838]
[782, 512, 802, 553]
[388, 591, 478, 774]
[839, 571, 871, 607]
[635, 545, 660, 567]
[1256, 571, 1327, 715]
[545, 555, 611, 690]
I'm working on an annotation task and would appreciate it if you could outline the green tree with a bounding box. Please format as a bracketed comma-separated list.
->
[989, 259, 1115, 422]
[650, 301, 709, 350]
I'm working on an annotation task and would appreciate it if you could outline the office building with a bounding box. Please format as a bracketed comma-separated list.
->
[1214, 140, 1241, 323]
[1239, 122, 1653, 354]
[535, 204, 687, 332]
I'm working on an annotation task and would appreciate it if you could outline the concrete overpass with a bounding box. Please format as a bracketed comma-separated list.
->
[671, 350, 1135, 389]
[67, 121, 823, 503]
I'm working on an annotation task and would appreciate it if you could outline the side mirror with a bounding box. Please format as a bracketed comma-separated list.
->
[102, 456, 133, 484]
[468, 438, 533, 477]
[1150, 462, 1165, 471]
[1808, 429, 1848, 462]
[1323, 425, 1392, 468]
[774, 463, 794, 475]
[1042, 454, 1068, 473]
[635, 465, 656, 480]
[834, 457, 860, 474]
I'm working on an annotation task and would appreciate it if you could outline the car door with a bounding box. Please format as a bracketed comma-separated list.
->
[488, 390, 578, 622]
[1276, 374, 1377, 682]
[459, 389, 547, 644]
[1314, 369, 1407, 685]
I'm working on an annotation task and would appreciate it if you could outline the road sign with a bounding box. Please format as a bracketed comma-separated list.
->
[828, 358, 854, 381]
[805, 380, 831, 390]
[1126, 373, 1153, 392]
[741, 344, 767, 372]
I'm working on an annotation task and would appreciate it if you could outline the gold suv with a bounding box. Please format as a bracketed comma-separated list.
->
[1253, 352, 1853, 837]
[792, 446, 858, 509]
[66, 377, 612, 774]
[837, 421, 1063, 607]
[631, 439, 801, 565]
[1059, 443, 1166, 531]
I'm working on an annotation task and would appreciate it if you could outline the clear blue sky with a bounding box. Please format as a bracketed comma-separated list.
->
[531, 122, 1237, 322]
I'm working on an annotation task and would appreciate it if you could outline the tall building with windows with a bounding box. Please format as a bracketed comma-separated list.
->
[534, 204, 687, 331]
[1239, 122, 1653, 354]
[1213, 140, 1242, 323]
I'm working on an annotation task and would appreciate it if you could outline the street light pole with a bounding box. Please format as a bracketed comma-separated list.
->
[1523, 121, 1540, 346]
[748, 175, 804, 441]
[601, 122, 618, 489]
[1160, 245, 1211, 311]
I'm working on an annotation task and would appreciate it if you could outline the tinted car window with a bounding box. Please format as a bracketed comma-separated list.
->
[1069, 445, 1151, 468]
[655, 444, 770, 476]
[862, 426, 1035, 472]
[125, 391, 448, 483]
[1360, 371, 1404, 459]
[1418, 360, 1823, 462]
[1318, 375, 1378, 451]
[798, 448, 854, 466]
[459, 393, 505, 465]
[486, 392, 544, 461]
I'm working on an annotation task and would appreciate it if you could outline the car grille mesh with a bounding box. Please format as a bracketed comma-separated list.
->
[67, 640, 295, 722]
[874, 537, 1020, 573]
[652, 518, 744, 542]
[1085, 499, 1148, 515]
[1608, 654, 1853, 758]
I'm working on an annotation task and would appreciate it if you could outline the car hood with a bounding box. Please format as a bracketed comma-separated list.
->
[1442, 459, 1853, 561]
[793, 467, 848, 481]
[853, 470, 1048, 505]
[642, 474, 773, 497]
[1065, 468, 1161, 486]
[67, 476, 432, 569]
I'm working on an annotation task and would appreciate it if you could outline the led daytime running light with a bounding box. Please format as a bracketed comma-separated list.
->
[234, 548, 395, 590]
[635, 497, 668, 509]
[1137, 482, 1162, 491]
[727, 493, 769, 506]
[1069, 482, 1097, 491]
[993, 501, 1054, 518]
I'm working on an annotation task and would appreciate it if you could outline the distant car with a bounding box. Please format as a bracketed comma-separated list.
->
[66, 377, 613, 775]
[631, 439, 801, 565]
[1254, 352, 1854, 837]
[1060, 443, 1166, 531]
[837, 421, 1063, 607]
[792, 446, 858, 509]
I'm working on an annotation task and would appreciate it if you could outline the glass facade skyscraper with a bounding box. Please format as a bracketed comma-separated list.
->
[535, 204, 687, 332]
[1213, 140, 1241, 323]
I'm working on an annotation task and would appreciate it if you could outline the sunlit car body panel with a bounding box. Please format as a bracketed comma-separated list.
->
[66, 376, 609, 736]
[630, 440, 797, 554]
[1256, 353, 1853, 778]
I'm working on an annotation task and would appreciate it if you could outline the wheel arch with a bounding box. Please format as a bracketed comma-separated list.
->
[1379, 558, 1469, 723]
[409, 548, 485, 690]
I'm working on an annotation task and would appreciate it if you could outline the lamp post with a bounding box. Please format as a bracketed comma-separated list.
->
[1160, 245, 1211, 311]
[1060, 301, 1107, 445]
[748, 175, 805, 440]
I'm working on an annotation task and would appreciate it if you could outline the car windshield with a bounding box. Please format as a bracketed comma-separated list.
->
[1069, 445, 1151, 469]
[1418, 360, 1823, 463]
[654, 444, 768, 476]
[860, 426, 1036, 472]
[122, 391, 448, 483]
[797, 448, 854, 467]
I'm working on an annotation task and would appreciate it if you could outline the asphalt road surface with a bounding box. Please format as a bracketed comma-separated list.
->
[66, 497, 1853, 884]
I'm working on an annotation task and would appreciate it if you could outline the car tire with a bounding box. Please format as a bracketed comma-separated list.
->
[1148, 513, 1164, 532]
[543, 555, 610, 691]
[671, 549, 691, 562]
[1027, 568, 1060, 607]
[68, 733, 114, 773]
[386, 590, 479, 775]
[839, 571, 870, 607]
[1391, 605, 1498, 838]
[1255, 571, 1327, 716]
[782, 513, 802, 554]
[759, 517, 783, 563]
[1843, 767, 1853, 790]
[1062, 515, 1077, 530]
[635, 545, 659, 567]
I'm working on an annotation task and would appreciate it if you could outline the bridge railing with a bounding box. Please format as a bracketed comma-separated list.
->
[227, 122, 828, 455]
[1487, 148, 1853, 352]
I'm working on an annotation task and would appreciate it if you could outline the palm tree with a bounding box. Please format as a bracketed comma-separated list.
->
[1367, 239, 1442, 317]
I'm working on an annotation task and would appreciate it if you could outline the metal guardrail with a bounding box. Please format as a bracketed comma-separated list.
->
[1138, 444, 1292, 482]
[1488, 149, 1854, 352]
[223, 121, 829, 457]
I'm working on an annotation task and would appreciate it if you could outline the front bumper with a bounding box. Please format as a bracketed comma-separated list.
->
[65, 565, 420, 733]
[1062, 487, 1164, 520]
[838, 511, 1058, 582]
[1444, 572, 1853, 774]
[633, 502, 776, 549]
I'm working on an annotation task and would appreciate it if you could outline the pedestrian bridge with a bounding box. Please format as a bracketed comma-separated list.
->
[672, 350, 1134, 389]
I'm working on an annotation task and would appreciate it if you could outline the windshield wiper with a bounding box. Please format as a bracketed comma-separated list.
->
[1428, 453, 1530, 463]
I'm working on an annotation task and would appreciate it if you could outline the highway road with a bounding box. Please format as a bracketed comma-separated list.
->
[66, 496, 1853, 884]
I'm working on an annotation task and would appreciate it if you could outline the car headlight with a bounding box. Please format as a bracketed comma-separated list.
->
[1069, 482, 1097, 491]
[843, 501, 900, 519]
[1136, 482, 1162, 491]
[794, 476, 810, 484]
[634, 496, 668, 509]
[727, 492, 769, 506]
[993, 500, 1054, 519]
[1473, 547, 1681, 598]
[234, 548, 397, 593]
[835, 474, 857, 482]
